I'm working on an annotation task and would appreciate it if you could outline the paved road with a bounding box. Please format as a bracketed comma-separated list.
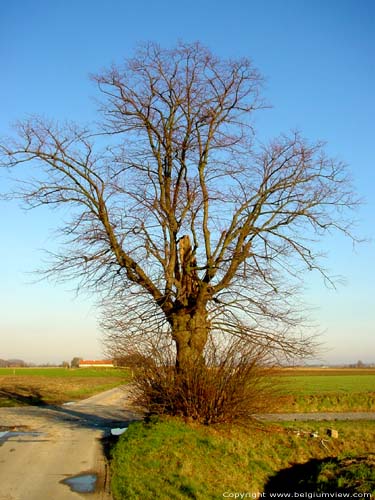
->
[0, 387, 140, 500]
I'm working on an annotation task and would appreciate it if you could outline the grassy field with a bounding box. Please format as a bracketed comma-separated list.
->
[0, 366, 374, 411]
[274, 368, 375, 412]
[0, 367, 123, 377]
[110, 417, 375, 499]
[0, 367, 130, 406]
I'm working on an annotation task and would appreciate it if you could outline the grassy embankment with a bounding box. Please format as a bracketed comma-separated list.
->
[109, 369, 375, 498]
[110, 417, 375, 499]
[0, 367, 130, 406]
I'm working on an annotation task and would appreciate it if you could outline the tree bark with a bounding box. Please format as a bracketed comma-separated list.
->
[169, 306, 209, 372]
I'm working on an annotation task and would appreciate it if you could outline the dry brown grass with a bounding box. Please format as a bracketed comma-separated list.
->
[0, 374, 126, 406]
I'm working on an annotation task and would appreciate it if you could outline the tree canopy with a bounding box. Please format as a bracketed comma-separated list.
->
[0, 42, 357, 371]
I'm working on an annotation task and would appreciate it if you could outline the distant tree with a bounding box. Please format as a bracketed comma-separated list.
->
[61, 361, 70, 368]
[7, 359, 26, 367]
[113, 352, 151, 368]
[1, 42, 357, 402]
[70, 357, 82, 368]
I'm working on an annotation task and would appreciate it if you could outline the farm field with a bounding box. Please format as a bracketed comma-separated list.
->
[274, 368, 375, 412]
[0, 367, 130, 407]
[0, 366, 374, 412]
[0, 367, 123, 377]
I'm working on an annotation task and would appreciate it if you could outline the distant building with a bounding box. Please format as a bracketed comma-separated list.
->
[78, 360, 114, 368]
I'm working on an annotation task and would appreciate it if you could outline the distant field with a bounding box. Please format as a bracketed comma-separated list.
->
[276, 367, 375, 377]
[0, 367, 125, 377]
[1, 366, 374, 411]
[0, 367, 131, 407]
[274, 368, 375, 412]
[281, 375, 375, 394]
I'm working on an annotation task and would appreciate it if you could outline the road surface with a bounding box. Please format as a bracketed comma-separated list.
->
[0, 387, 140, 500]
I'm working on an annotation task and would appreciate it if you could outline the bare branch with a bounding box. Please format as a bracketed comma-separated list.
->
[0, 42, 359, 375]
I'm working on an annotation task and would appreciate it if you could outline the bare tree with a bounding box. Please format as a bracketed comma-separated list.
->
[1, 42, 356, 374]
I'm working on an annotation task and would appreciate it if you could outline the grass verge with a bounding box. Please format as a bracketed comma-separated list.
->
[110, 418, 375, 499]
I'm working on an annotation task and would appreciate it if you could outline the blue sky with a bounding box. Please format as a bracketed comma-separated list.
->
[0, 0, 374, 364]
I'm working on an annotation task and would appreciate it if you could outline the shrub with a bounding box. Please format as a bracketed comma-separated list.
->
[130, 339, 276, 425]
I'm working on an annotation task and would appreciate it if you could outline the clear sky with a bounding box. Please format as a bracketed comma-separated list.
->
[0, 0, 374, 365]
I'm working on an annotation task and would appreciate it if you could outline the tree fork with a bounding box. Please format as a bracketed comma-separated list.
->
[170, 234, 210, 371]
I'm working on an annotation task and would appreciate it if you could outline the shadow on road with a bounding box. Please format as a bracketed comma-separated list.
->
[0, 396, 140, 460]
[17, 402, 139, 429]
[44, 402, 140, 464]
[0, 385, 140, 433]
[0, 388, 47, 406]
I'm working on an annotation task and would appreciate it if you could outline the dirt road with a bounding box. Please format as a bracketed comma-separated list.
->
[0, 387, 140, 500]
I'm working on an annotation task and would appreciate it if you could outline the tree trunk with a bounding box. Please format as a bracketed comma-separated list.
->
[170, 306, 209, 372]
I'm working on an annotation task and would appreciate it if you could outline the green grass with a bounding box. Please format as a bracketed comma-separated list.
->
[280, 375, 375, 394]
[274, 370, 375, 412]
[0, 367, 125, 377]
[0, 367, 131, 406]
[313, 455, 375, 495]
[110, 417, 375, 499]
